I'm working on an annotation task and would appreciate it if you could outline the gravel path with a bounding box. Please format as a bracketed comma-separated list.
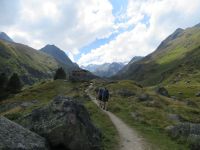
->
[86, 84, 149, 150]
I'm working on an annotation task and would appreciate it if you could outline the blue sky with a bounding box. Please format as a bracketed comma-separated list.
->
[1, 0, 200, 65]
[75, 0, 129, 61]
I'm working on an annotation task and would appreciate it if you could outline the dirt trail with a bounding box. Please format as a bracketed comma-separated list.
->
[86, 84, 149, 150]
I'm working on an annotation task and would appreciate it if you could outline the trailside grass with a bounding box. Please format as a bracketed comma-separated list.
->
[92, 79, 192, 150]
[0, 80, 119, 150]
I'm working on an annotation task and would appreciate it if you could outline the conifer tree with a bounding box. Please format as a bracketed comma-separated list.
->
[7, 73, 22, 93]
[54, 67, 66, 80]
[0, 73, 8, 90]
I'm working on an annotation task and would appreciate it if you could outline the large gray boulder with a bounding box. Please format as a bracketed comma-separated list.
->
[19, 96, 101, 150]
[0, 116, 48, 150]
[166, 123, 200, 150]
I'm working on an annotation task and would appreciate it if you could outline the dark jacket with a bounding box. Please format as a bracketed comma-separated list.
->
[98, 88, 103, 100]
[102, 89, 109, 102]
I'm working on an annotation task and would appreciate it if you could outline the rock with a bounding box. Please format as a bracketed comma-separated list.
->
[117, 89, 135, 97]
[185, 100, 198, 108]
[19, 96, 101, 150]
[166, 123, 200, 149]
[155, 87, 170, 97]
[20, 102, 34, 108]
[131, 112, 140, 120]
[130, 112, 144, 122]
[171, 96, 177, 100]
[178, 92, 183, 95]
[196, 92, 200, 97]
[138, 93, 150, 101]
[144, 100, 162, 108]
[167, 114, 183, 122]
[0, 116, 48, 150]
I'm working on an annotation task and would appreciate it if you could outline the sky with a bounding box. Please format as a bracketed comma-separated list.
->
[1, 0, 200, 66]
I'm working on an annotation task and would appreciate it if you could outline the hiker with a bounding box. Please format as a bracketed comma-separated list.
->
[97, 88, 103, 108]
[102, 88, 109, 110]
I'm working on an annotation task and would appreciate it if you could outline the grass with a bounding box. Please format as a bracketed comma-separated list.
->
[92, 79, 195, 149]
[0, 79, 119, 150]
[85, 100, 119, 150]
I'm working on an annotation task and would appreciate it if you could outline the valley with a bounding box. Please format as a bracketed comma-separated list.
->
[0, 15, 200, 150]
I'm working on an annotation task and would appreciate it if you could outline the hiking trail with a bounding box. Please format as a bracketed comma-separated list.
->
[86, 83, 150, 150]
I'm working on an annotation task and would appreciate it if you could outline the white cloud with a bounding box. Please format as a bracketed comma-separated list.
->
[0, 0, 114, 58]
[1, 0, 200, 65]
[78, 0, 200, 66]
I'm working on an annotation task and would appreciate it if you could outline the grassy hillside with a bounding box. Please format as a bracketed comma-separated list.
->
[0, 80, 119, 150]
[115, 24, 200, 86]
[0, 40, 59, 84]
[91, 80, 200, 149]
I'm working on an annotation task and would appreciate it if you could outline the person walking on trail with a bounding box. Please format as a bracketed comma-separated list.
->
[97, 88, 103, 108]
[102, 88, 109, 110]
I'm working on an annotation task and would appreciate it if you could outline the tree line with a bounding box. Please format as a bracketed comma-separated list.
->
[0, 67, 67, 100]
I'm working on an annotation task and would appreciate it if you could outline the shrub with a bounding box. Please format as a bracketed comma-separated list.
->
[54, 67, 66, 80]
[7, 73, 22, 93]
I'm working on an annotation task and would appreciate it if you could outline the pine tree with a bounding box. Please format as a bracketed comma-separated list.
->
[7, 73, 22, 93]
[0, 73, 8, 90]
[54, 67, 66, 80]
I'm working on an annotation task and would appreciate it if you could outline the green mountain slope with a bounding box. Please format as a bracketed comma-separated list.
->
[115, 23, 200, 86]
[0, 40, 59, 84]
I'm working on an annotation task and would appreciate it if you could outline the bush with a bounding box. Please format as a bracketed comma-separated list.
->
[0, 73, 9, 99]
[54, 67, 66, 80]
[7, 73, 22, 93]
[0, 73, 8, 89]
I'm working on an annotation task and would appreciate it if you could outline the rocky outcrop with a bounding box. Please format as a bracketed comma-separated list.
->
[166, 123, 200, 150]
[0, 116, 48, 150]
[155, 87, 170, 97]
[19, 96, 101, 150]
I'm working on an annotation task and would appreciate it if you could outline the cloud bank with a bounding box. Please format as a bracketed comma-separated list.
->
[0, 0, 200, 65]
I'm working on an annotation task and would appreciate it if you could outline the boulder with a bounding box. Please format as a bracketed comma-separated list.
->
[196, 92, 200, 97]
[155, 87, 170, 97]
[166, 123, 200, 150]
[0, 116, 48, 150]
[167, 114, 183, 122]
[19, 96, 101, 150]
[117, 89, 135, 97]
[138, 93, 150, 101]
[185, 100, 198, 108]
[144, 100, 162, 108]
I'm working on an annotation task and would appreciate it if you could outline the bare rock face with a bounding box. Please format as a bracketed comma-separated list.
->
[20, 96, 101, 150]
[0, 116, 48, 150]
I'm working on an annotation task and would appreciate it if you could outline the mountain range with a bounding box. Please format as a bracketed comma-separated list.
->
[114, 23, 200, 86]
[83, 62, 125, 77]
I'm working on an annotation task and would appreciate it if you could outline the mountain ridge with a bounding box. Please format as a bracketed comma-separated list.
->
[0, 32, 14, 42]
[40, 44, 79, 73]
[114, 22, 200, 85]
[83, 62, 125, 77]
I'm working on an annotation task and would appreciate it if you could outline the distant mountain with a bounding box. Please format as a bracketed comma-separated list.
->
[83, 62, 125, 77]
[0, 40, 59, 84]
[114, 23, 200, 85]
[0, 32, 14, 42]
[40, 45, 79, 73]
